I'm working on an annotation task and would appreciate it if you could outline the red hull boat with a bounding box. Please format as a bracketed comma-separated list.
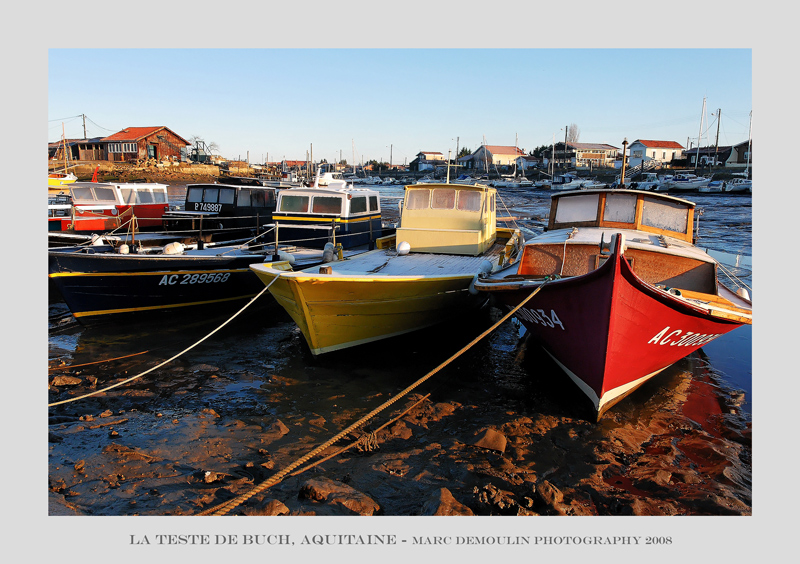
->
[474, 189, 752, 419]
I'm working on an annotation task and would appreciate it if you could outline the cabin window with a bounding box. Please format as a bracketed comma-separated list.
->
[153, 190, 167, 203]
[406, 189, 430, 210]
[554, 194, 599, 223]
[431, 188, 456, 209]
[203, 188, 219, 203]
[119, 188, 136, 204]
[137, 190, 154, 204]
[369, 195, 379, 212]
[280, 195, 309, 212]
[219, 188, 235, 205]
[350, 196, 367, 214]
[641, 196, 689, 234]
[237, 189, 251, 207]
[187, 186, 204, 203]
[93, 187, 117, 202]
[251, 190, 266, 208]
[457, 190, 481, 212]
[71, 186, 94, 201]
[312, 196, 343, 214]
[603, 192, 636, 223]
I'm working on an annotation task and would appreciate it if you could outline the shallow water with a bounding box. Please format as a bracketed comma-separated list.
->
[49, 184, 752, 517]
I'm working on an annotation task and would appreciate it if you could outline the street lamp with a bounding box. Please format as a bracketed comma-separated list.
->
[620, 138, 629, 187]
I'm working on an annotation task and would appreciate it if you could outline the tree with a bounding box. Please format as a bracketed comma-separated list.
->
[458, 147, 471, 158]
[567, 123, 580, 144]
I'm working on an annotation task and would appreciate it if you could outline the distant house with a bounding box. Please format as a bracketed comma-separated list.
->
[684, 145, 739, 167]
[727, 140, 752, 169]
[515, 155, 540, 171]
[568, 142, 620, 168]
[410, 151, 447, 172]
[48, 137, 107, 162]
[101, 126, 191, 163]
[627, 140, 684, 169]
[468, 145, 526, 172]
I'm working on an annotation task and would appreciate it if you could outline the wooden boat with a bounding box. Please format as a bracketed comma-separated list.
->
[162, 177, 278, 233]
[270, 172, 386, 250]
[49, 181, 171, 233]
[473, 188, 752, 420]
[250, 182, 524, 355]
[49, 240, 296, 324]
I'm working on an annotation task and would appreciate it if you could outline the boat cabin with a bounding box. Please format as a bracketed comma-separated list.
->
[272, 178, 383, 249]
[56, 182, 170, 231]
[162, 180, 277, 231]
[395, 183, 497, 256]
[547, 189, 695, 243]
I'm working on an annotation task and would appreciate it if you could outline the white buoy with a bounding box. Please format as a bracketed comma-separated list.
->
[397, 241, 411, 256]
[736, 287, 751, 301]
[117, 244, 129, 255]
[163, 242, 185, 255]
[278, 251, 296, 264]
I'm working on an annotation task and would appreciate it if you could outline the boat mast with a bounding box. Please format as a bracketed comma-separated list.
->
[745, 110, 752, 177]
[695, 97, 706, 171]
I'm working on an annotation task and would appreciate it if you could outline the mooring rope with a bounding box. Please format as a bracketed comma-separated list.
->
[197, 280, 547, 516]
[47, 272, 283, 408]
[48, 350, 151, 371]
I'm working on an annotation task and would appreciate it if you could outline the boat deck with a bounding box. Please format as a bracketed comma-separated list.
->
[305, 242, 508, 277]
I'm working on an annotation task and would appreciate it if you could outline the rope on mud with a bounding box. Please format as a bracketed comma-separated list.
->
[198, 281, 548, 516]
[288, 393, 432, 477]
[48, 350, 151, 371]
[47, 273, 283, 408]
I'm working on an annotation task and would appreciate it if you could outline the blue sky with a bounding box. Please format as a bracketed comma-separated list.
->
[48, 48, 752, 164]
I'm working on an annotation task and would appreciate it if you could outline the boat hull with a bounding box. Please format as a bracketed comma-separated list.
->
[251, 261, 488, 355]
[479, 237, 748, 418]
[49, 248, 270, 323]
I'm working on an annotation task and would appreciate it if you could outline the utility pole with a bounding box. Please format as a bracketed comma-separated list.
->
[620, 138, 629, 186]
[564, 125, 569, 169]
[82, 114, 87, 139]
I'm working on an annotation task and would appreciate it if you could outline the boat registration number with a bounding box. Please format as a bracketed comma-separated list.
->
[158, 273, 231, 286]
[194, 202, 223, 212]
[517, 307, 565, 330]
[648, 326, 722, 347]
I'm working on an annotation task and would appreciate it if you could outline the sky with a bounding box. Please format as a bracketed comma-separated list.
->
[48, 49, 752, 165]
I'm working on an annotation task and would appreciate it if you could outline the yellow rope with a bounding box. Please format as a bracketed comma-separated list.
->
[48, 350, 150, 371]
[198, 281, 547, 516]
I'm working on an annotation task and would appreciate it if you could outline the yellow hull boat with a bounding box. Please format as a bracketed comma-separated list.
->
[250, 183, 523, 355]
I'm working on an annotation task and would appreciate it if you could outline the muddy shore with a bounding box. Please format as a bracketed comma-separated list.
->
[48, 300, 751, 517]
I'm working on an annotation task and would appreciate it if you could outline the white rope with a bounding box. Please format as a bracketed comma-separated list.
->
[48, 272, 283, 407]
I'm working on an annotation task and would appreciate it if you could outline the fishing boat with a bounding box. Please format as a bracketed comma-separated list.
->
[473, 188, 752, 420]
[162, 177, 278, 233]
[250, 182, 524, 355]
[49, 181, 171, 233]
[49, 239, 293, 324]
[270, 171, 386, 251]
[699, 180, 725, 193]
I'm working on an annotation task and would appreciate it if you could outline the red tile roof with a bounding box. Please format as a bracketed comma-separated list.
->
[101, 127, 190, 145]
[634, 140, 684, 149]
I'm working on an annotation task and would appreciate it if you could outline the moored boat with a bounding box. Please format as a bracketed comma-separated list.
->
[473, 188, 752, 420]
[660, 173, 711, 191]
[269, 172, 386, 250]
[250, 182, 524, 355]
[724, 177, 752, 193]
